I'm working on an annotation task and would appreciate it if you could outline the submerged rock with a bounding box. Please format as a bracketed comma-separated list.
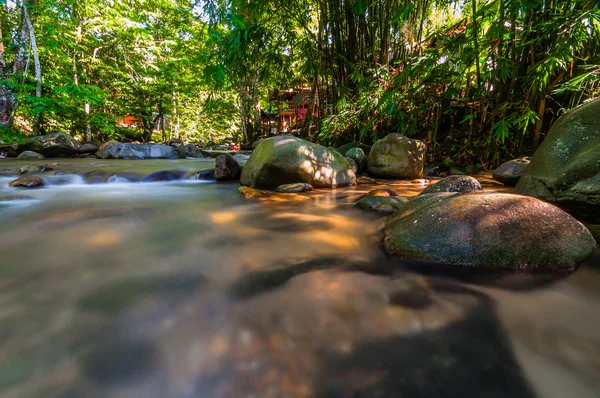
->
[356, 176, 379, 185]
[275, 183, 314, 193]
[355, 196, 408, 214]
[238, 186, 273, 199]
[516, 99, 600, 212]
[240, 136, 356, 189]
[383, 192, 596, 270]
[493, 157, 531, 186]
[365, 188, 398, 197]
[142, 170, 183, 182]
[420, 175, 482, 195]
[367, 133, 426, 179]
[9, 176, 45, 188]
[18, 165, 53, 174]
[194, 169, 215, 180]
[17, 132, 79, 157]
[215, 154, 241, 181]
[17, 151, 45, 160]
[96, 143, 180, 160]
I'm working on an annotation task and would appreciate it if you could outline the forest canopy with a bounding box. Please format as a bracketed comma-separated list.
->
[1, 0, 599, 164]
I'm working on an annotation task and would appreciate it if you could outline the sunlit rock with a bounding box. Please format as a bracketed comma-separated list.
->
[240, 136, 356, 188]
[367, 133, 425, 179]
[384, 192, 596, 269]
[419, 175, 482, 195]
[345, 157, 358, 174]
[493, 157, 530, 186]
[238, 186, 273, 199]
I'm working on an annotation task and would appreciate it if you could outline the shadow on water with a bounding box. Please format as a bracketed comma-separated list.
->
[389, 257, 574, 291]
[78, 272, 207, 314]
[314, 299, 535, 398]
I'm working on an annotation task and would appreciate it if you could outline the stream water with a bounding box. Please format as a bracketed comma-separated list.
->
[0, 159, 598, 398]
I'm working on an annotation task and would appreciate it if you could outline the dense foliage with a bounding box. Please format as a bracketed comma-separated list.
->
[1, 0, 599, 164]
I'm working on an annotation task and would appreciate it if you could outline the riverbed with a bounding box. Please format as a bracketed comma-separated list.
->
[0, 159, 598, 398]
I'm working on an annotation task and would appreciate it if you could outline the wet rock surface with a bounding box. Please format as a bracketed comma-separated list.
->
[384, 192, 596, 269]
[420, 175, 482, 195]
[18, 164, 53, 174]
[9, 175, 45, 188]
[368, 134, 426, 179]
[493, 157, 530, 186]
[355, 195, 408, 214]
[275, 183, 314, 193]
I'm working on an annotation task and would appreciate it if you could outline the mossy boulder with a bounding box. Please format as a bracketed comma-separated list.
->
[240, 136, 356, 189]
[17, 132, 79, 158]
[419, 175, 482, 195]
[515, 99, 600, 215]
[355, 196, 408, 214]
[493, 157, 530, 186]
[367, 133, 426, 179]
[383, 192, 596, 270]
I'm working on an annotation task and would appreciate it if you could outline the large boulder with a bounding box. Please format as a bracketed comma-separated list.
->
[240, 136, 356, 189]
[96, 143, 180, 160]
[383, 192, 596, 270]
[493, 157, 530, 186]
[214, 154, 241, 181]
[17, 132, 79, 157]
[419, 175, 482, 195]
[516, 100, 600, 216]
[367, 134, 425, 179]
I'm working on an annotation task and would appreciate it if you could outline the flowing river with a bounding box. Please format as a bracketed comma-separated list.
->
[0, 159, 599, 398]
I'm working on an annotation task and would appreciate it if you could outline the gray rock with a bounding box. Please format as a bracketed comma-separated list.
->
[420, 175, 482, 195]
[184, 144, 203, 158]
[215, 154, 241, 181]
[367, 134, 425, 179]
[492, 157, 530, 186]
[384, 192, 596, 269]
[516, 99, 600, 212]
[17, 151, 45, 160]
[448, 165, 467, 175]
[240, 136, 356, 189]
[96, 143, 179, 160]
[17, 132, 79, 157]
[78, 143, 99, 154]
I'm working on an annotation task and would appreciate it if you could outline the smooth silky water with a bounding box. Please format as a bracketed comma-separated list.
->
[0, 159, 598, 398]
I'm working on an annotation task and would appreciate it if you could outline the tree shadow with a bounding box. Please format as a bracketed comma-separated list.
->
[314, 282, 535, 398]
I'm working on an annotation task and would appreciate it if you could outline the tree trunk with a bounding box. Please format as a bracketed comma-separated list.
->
[0, 23, 14, 126]
[23, 1, 42, 135]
